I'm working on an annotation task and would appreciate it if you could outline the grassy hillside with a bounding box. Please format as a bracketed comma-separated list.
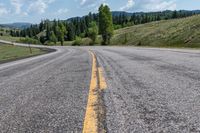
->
[111, 15, 200, 48]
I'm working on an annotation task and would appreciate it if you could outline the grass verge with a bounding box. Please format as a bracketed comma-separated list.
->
[0, 36, 24, 42]
[0, 43, 48, 63]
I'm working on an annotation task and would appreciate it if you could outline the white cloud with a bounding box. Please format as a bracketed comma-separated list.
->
[78, 0, 106, 8]
[121, 0, 176, 12]
[0, 3, 9, 16]
[80, 0, 97, 6]
[9, 0, 55, 15]
[28, 0, 47, 14]
[28, 0, 56, 14]
[146, 0, 176, 11]
[120, 0, 135, 11]
[10, 0, 23, 14]
[56, 9, 69, 15]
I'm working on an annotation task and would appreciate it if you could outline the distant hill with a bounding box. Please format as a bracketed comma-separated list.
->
[0, 23, 32, 29]
[111, 14, 200, 48]
[113, 10, 200, 17]
[67, 10, 200, 21]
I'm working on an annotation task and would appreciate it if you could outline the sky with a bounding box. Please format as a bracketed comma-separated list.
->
[0, 0, 200, 24]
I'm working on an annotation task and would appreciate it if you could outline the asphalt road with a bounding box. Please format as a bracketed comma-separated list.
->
[0, 44, 200, 132]
[0, 46, 91, 132]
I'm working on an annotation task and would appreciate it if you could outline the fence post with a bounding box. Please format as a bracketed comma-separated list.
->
[28, 43, 32, 54]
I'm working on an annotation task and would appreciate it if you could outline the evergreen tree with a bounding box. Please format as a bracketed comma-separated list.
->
[80, 20, 87, 34]
[99, 4, 114, 45]
[16, 31, 20, 37]
[157, 15, 161, 21]
[49, 31, 57, 44]
[130, 14, 136, 24]
[75, 22, 81, 36]
[67, 23, 75, 41]
[88, 21, 98, 45]
[46, 24, 51, 40]
[39, 20, 44, 32]
[40, 36, 46, 44]
[57, 22, 67, 46]
[53, 19, 58, 35]
[172, 10, 177, 18]
[10, 30, 15, 37]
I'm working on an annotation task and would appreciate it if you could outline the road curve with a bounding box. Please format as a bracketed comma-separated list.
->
[0, 42, 200, 132]
[0, 42, 92, 132]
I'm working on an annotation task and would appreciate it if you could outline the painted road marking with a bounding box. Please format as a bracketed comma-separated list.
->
[98, 68, 107, 90]
[83, 51, 107, 133]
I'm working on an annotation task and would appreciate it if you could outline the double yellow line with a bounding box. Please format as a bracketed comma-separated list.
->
[82, 51, 107, 133]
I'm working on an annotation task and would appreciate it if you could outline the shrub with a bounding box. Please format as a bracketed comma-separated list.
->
[72, 36, 82, 46]
[114, 24, 122, 30]
[17, 37, 41, 44]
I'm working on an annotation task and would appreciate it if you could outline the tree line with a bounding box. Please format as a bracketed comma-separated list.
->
[11, 13, 99, 45]
[9, 8, 199, 45]
[112, 10, 198, 28]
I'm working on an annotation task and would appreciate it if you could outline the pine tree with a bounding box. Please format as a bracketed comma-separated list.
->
[50, 31, 57, 44]
[172, 10, 177, 18]
[80, 20, 87, 34]
[99, 4, 114, 45]
[130, 14, 136, 24]
[39, 20, 44, 32]
[88, 21, 98, 45]
[46, 24, 51, 41]
[157, 15, 161, 21]
[40, 36, 46, 44]
[67, 23, 75, 41]
[57, 22, 67, 46]
[75, 22, 81, 36]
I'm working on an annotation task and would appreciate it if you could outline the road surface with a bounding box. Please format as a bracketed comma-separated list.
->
[0, 44, 200, 132]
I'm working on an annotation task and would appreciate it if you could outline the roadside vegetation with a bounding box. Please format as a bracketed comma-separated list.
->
[0, 5, 200, 48]
[0, 36, 24, 42]
[99, 5, 114, 45]
[0, 44, 46, 63]
[4, 7, 198, 46]
[111, 15, 200, 48]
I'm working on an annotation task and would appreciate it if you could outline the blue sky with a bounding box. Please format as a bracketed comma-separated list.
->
[0, 0, 199, 24]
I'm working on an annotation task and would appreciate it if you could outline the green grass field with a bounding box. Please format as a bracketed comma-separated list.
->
[0, 44, 46, 63]
[0, 36, 25, 42]
[111, 15, 200, 48]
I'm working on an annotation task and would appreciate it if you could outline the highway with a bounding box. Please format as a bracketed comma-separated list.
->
[0, 44, 200, 132]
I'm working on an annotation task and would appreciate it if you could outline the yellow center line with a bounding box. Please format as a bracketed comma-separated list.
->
[83, 51, 98, 133]
[98, 67, 107, 90]
[83, 51, 107, 133]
